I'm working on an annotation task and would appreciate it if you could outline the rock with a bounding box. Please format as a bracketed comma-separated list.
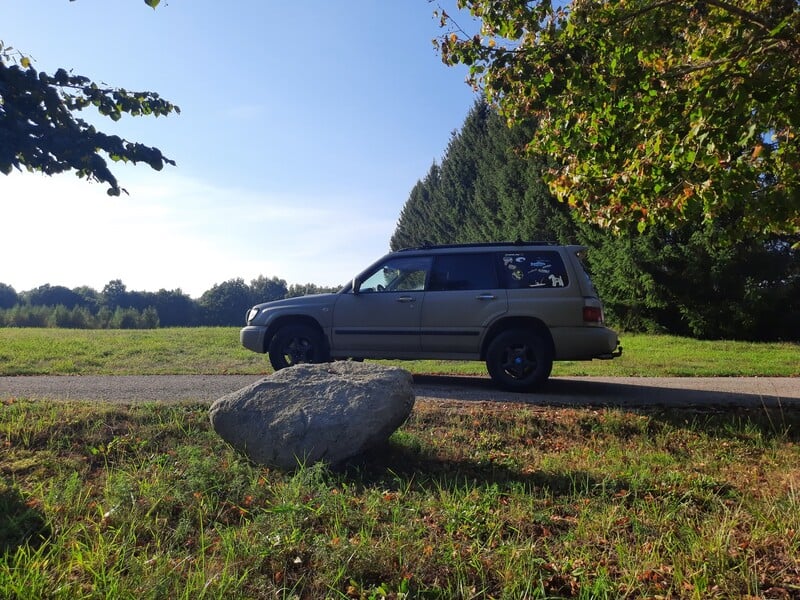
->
[208, 362, 415, 470]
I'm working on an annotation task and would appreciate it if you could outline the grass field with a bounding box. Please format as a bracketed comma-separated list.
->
[1, 329, 799, 598]
[1, 327, 798, 377]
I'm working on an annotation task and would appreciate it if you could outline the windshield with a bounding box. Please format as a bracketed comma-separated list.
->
[357, 256, 432, 293]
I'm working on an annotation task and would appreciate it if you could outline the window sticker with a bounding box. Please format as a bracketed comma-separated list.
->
[503, 255, 522, 268]
[530, 258, 551, 271]
[501, 252, 568, 288]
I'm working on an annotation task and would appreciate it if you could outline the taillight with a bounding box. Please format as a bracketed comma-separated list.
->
[583, 305, 604, 324]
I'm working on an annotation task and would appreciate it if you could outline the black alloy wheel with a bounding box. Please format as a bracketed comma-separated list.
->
[268, 323, 328, 371]
[485, 329, 553, 392]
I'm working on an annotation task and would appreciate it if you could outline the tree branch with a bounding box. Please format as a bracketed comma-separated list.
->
[617, 0, 787, 38]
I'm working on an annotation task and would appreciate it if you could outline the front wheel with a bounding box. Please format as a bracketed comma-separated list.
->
[485, 329, 553, 392]
[268, 323, 329, 371]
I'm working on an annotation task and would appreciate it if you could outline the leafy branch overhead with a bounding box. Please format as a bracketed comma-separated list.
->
[437, 0, 800, 238]
[0, 0, 178, 195]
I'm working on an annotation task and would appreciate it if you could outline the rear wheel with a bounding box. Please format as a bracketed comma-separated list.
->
[485, 329, 553, 392]
[268, 323, 329, 371]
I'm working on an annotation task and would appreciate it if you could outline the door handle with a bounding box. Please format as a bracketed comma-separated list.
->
[396, 296, 415, 303]
[475, 294, 496, 300]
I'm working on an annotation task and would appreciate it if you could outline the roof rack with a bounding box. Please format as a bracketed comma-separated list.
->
[397, 241, 559, 252]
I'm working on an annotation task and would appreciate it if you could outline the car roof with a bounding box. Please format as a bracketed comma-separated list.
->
[394, 241, 576, 255]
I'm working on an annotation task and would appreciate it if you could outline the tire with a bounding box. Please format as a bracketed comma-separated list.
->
[268, 323, 329, 371]
[485, 329, 553, 392]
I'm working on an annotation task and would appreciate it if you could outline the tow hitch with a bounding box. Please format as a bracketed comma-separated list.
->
[597, 342, 623, 360]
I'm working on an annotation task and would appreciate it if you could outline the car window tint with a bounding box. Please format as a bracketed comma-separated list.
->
[499, 251, 569, 289]
[428, 253, 498, 291]
[358, 256, 431, 292]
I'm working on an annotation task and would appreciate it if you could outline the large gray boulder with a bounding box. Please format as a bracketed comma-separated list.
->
[209, 362, 414, 470]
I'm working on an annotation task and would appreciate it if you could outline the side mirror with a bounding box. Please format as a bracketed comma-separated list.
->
[351, 277, 361, 294]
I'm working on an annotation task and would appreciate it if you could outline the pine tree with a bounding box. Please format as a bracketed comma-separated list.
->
[391, 166, 442, 250]
[392, 100, 574, 248]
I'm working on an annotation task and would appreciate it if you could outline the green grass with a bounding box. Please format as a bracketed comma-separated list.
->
[1, 328, 798, 377]
[0, 328, 269, 376]
[2, 400, 799, 598]
[2, 328, 799, 597]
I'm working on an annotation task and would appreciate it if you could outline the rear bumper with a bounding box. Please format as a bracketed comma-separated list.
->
[596, 342, 623, 360]
[240, 326, 268, 354]
[551, 326, 622, 361]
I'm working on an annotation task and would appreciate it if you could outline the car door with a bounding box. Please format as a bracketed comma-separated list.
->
[331, 256, 432, 356]
[420, 253, 507, 355]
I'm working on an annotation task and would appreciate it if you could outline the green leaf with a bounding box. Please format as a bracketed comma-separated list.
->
[435, 0, 800, 238]
[144, 0, 160, 7]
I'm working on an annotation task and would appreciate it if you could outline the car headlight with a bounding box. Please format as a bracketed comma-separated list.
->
[246, 307, 260, 323]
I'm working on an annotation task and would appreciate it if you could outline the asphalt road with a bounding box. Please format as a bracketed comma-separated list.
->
[1, 374, 798, 408]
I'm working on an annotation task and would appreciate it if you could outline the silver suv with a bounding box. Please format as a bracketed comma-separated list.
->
[241, 242, 622, 391]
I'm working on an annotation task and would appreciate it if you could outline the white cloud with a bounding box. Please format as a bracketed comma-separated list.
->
[1, 170, 395, 297]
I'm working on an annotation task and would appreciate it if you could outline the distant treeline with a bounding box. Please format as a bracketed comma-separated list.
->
[0, 278, 340, 329]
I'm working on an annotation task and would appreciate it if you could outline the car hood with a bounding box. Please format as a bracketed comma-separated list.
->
[253, 293, 339, 311]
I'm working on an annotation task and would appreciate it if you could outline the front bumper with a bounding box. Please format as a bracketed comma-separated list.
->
[240, 326, 268, 354]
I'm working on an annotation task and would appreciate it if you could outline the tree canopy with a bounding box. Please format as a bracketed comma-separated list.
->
[0, 0, 177, 195]
[437, 0, 800, 239]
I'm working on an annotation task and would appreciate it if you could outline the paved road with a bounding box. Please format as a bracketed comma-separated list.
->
[1, 374, 798, 408]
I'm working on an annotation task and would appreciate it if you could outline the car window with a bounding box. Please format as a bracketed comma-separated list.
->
[499, 251, 569, 289]
[428, 253, 498, 291]
[358, 256, 432, 292]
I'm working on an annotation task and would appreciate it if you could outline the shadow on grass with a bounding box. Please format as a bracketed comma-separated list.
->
[414, 374, 800, 443]
[645, 405, 800, 443]
[344, 440, 627, 499]
[0, 483, 50, 555]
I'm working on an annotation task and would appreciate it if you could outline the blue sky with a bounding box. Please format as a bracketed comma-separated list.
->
[1, 0, 478, 298]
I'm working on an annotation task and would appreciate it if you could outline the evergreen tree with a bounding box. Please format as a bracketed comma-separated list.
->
[391, 165, 442, 250]
[434, 101, 491, 243]
[391, 100, 575, 249]
[580, 221, 800, 340]
[468, 109, 576, 243]
[392, 101, 494, 249]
